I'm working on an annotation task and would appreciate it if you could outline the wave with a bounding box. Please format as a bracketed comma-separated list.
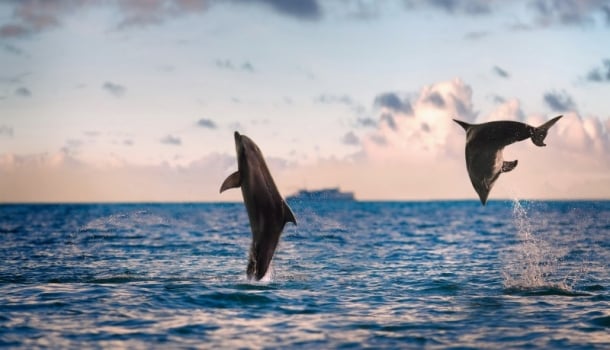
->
[503, 285, 591, 297]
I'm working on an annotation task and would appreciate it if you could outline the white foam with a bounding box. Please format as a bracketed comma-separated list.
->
[259, 263, 274, 283]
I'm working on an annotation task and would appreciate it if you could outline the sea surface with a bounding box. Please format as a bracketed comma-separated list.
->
[1, 200, 609, 349]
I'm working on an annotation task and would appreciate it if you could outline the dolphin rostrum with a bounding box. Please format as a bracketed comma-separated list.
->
[453, 115, 562, 205]
[220, 131, 297, 281]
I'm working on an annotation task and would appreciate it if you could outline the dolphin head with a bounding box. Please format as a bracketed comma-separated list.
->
[234, 131, 243, 155]
[234, 131, 262, 165]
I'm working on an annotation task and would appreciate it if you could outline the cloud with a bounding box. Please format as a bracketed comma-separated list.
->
[407, 0, 610, 28]
[424, 91, 445, 108]
[362, 78, 476, 160]
[543, 90, 576, 112]
[335, 1, 382, 20]
[60, 138, 84, 157]
[489, 94, 506, 104]
[215, 59, 255, 72]
[315, 94, 353, 105]
[0, 0, 78, 38]
[115, 0, 210, 28]
[493, 65, 510, 78]
[241, 62, 254, 72]
[0, 0, 318, 39]
[2, 43, 24, 56]
[4, 77, 610, 202]
[235, 0, 322, 20]
[0, 125, 14, 137]
[380, 113, 397, 131]
[317, 78, 610, 200]
[464, 31, 489, 40]
[0, 1, 213, 36]
[14, 87, 31, 97]
[161, 134, 182, 146]
[0, 23, 30, 38]
[197, 118, 217, 129]
[0, 72, 29, 85]
[356, 117, 377, 128]
[373, 92, 413, 115]
[530, 0, 610, 26]
[425, 0, 492, 15]
[342, 131, 360, 146]
[0, 151, 247, 202]
[586, 59, 610, 82]
[2, 0, 608, 41]
[102, 81, 126, 97]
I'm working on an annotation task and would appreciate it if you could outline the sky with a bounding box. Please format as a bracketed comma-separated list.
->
[1, 0, 610, 202]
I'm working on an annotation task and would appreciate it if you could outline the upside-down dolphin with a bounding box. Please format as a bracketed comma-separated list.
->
[453, 116, 562, 205]
[220, 131, 297, 281]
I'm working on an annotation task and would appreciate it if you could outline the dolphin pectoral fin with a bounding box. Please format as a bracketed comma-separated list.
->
[219, 171, 241, 193]
[282, 200, 297, 225]
[502, 160, 518, 173]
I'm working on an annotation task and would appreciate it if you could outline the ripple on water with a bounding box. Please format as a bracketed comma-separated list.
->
[0, 202, 608, 349]
[503, 285, 592, 297]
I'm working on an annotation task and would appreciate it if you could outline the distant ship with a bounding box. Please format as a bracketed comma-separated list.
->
[286, 187, 355, 201]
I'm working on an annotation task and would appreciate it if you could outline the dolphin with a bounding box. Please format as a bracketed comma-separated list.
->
[220, 131, 297, 281]
[453, 115, 562, 205]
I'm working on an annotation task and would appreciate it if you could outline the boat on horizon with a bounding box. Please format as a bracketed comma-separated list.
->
[286, 187, 356, 201]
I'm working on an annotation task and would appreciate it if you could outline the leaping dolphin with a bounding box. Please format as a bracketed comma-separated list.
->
[453, 116, 562, 205]
[220, 131, 297, 281]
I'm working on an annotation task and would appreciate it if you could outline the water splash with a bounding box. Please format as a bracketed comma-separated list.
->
[259, 263, 274, 283]
[501, 199, 573, 292]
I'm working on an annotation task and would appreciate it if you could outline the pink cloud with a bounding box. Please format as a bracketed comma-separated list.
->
[116, 0, 210, 28]
[0, 0, 210, 37]
[2, 78, 609, 202]
[0, 0, 83, 38]
[286, 78, 610, 201]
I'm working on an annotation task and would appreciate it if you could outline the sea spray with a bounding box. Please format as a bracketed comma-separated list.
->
[501, 199, 571, 291]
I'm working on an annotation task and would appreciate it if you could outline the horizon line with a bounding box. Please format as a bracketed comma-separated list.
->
[1, 198, 609, 205]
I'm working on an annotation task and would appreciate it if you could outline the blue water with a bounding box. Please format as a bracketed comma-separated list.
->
[1, 200, 609, 349]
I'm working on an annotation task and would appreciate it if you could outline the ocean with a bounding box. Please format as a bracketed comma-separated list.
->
[0, 200, 609, 349]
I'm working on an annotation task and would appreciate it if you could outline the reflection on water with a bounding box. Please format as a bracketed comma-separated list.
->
[0, 201, 609, 348]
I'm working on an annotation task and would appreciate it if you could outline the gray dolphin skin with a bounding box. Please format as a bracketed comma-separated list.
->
[453, 115, 562, 205]
[219, 131, 297, 281]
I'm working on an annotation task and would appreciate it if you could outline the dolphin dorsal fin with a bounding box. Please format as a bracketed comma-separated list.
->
[219, 171, 241, 193]
[282, 200, 297, 225]
[453, 119, 471, 131]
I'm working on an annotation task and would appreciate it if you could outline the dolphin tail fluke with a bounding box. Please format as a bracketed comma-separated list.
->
[219, 171, 241, 193]
[248, 244, 274, 281]
[502, 160, 518, 173]
[246, 256, 257, 281]
[453, 119, 471, 131]
[531, 115, 562, 147]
